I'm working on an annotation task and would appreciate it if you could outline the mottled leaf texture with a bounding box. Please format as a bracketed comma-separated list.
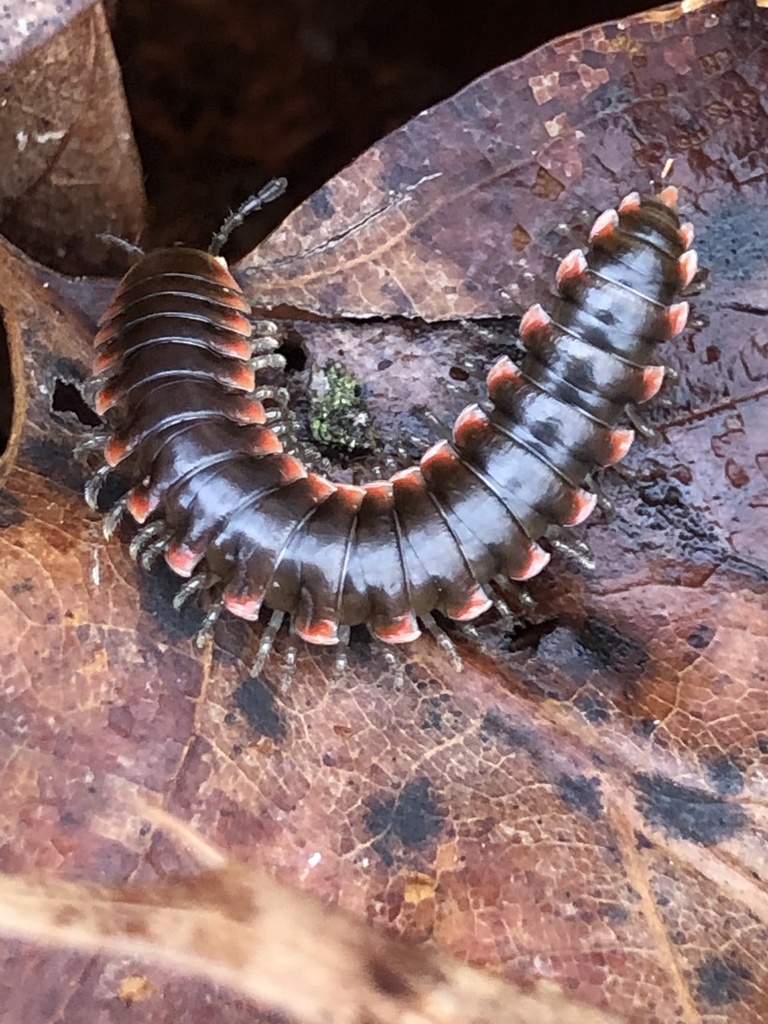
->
[1, 1, 768, 1024]
[0, 1, 146, 272]
[0, 812, 623, 1024]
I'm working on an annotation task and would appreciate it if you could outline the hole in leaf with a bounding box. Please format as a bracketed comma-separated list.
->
[279, 337, 307, 373]
[52, 379, 101, 427]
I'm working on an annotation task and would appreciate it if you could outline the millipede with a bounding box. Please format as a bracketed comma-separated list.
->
[80, 185, 697, 673]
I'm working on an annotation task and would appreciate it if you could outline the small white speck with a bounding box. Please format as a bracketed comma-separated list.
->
[38, 383, 49, 395]
[91, 549, 100, 587]
[34, 130, 66, 144]
[17, 17, 28, 33]
[15, 130, 28, 151]
[361, 856, 370, 868]
[307, 851, 322, 868]
[84, 771, 95, 784]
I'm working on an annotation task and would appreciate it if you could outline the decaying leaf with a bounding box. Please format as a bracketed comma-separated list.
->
[241, 0, 767, 321]
[0, 812, 625, 1024]
[0, 1, 145, 272]
[0, 1, 767, 1023]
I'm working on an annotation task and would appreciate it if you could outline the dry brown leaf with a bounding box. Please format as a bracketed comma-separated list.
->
[1, 1, 768, 1023]
[0, 1, 146, 273]
[241, 0, 766, 320]
[0, 813, 625, 1024]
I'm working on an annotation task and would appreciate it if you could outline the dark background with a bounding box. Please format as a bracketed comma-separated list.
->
[112, 0, 659, 256]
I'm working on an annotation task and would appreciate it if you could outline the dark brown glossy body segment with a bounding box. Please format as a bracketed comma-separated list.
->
[91, 191, 695, 648]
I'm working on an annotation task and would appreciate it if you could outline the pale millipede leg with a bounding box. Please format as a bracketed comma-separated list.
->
[251, 609, 285, 677]
[253, 385, 291, 405]
[84, 373, 110, 399]
[333, 625, 351, 675]
[139, 535, 171, 571]
[84, 465, 112, 510]
[460, 622, 481, 642]
[421, 410, 453, 442]
[421, 612, 462, 672]
[279, 636, 299, 692]
[253, 319, 279, 338]
[655, 394, 676, 409]
[173, 572, 219, 610]
[195, 598, 224, 649]
[102, 495, 129, 540]
[381, 647, 405, 690]
[129, 521, 168, 561]
[625, 404, 656, 439]
[73, 432, 110, 459]
[609, 462, 636, 484]
[250, 336, 281, 356]
[584, 474, 613, 513]
[547, 535, 596, 571]
[97, 232, 145, 259]
[249, 353, 287, 373]
[491, 575, 535, 615]
[489, 589, 513, 619]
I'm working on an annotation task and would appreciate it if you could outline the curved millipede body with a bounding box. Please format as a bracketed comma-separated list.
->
[85, 188, 696, 660]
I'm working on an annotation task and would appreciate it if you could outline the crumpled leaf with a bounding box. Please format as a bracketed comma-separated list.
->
[0, 1, 146, 273]
[1, 1, 768, 1022]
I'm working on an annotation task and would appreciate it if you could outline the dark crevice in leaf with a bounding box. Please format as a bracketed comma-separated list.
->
[51, 379, 101, 427]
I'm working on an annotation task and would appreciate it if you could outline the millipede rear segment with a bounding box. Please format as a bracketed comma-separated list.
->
[82, 187, 696, 671]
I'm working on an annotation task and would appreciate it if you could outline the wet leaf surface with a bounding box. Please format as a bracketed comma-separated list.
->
[1, 1, 768, 1022]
